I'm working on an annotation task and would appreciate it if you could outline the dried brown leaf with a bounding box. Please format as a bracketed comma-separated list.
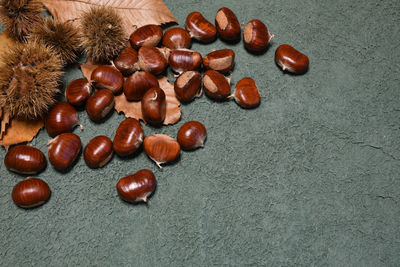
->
[0, 117, 44, 149]
[0, 108, 11, 139]
[41, 0, 178, 36]
[115, 76, 181, 125]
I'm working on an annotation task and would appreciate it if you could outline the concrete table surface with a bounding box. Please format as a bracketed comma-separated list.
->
[1, 0, 399, 266]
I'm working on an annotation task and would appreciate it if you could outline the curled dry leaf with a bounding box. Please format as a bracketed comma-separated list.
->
[115, 77, 181, 125]
[0, 108, 11, 139]
[41, 0, 178, 36]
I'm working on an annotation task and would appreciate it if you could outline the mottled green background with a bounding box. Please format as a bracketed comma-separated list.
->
[1, 0, 399, 266]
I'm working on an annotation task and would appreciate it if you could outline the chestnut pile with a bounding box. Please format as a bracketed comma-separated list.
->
[4, 7, 309, 209]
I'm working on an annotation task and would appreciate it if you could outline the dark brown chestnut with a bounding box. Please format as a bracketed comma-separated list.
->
[65, 78, 92, 107]
[275, 44, 309, 74]
[174, 71, 202, 102]
[232, 77, 261, 108]
[162, 27, 192, 49]
[243, 19, 274, 52]
[203, 70, 231, 100]
[46, 102, 81, 137]
[141, 87, 166, 126]
[4, 145, 46, 175]
[12, 177, 51, 208]
[143, 134, 180, 168]
[47, 133, 81, 171]
[203, 49, 235, 73]
[177, 121, 207, 150]
[215, 7, 241, 42]
[83, 136, 113, 169]
[114, 47, 138, 76]
[169, 49, 202, 74]
[117, 169, 156, 203]
[185, 11, 217, 43]
[138, 47, 168, 75]
[123, 71, 159, 101]
[86, 89, 115, 122]
[113, 118, 144, 157]
[91, 65, 124, 94]
[129, 24, 163, 49]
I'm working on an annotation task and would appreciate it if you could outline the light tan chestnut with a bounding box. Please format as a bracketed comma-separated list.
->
[141, 87, 166, 126]
[244, 19, 274, 52]
[203, 70, 231, 100]
[162, 27, 192, 49]
[143, 134, 180, 168]
[203, 49, 235, 73]
[169, 49, 202, 74]
[174, 71, 202, 102]
[129, 24, 163, 49]
[215, 7, 241, 42]
[185, 11, 217, 43]
[231, 77, 261, 108]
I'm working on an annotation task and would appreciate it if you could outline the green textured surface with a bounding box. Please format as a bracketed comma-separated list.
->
[1, 0, 400, 266]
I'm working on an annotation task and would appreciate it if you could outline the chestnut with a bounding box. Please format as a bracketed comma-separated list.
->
[162, 27, 192, 49]
[86, 89, 115, 122]
[114, 47, 138, 76]
[116, 169, 156, 203]
[174, 71, 202, 102]
[215, 7, 241, 42]
[47, 133, 81, 171]
[243, 19, 274, 52]
[143, 134, 180, 168]
[169, 49, 202, 74]
[123, 71, 159, 101]
[113, 118, 144, 157]
[177, 121, 207, 150]
[129, 24, 163, 49]
[138, 46, 168, 75]
[185, 11, 217, 43]
[46, 102, 81, 137]
[275, 44, 309, 74]
[12, 177, 51, 208]
[4, 145, 46, 175]
[232, 77, 261, 108]
[83, 135, 113, 169]
[141, 87, 166, 126]
[91, 65, 124, 94]
[65, 78, 92, 107]
[203, 70, 231, 100]
[203, 49, 235, 73]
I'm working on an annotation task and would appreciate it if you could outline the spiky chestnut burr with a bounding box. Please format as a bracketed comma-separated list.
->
[29, 17, 81, 65]
[0, 42, 63, 120]
[0, 0, 43, 41]
[80, 6, 126, 64]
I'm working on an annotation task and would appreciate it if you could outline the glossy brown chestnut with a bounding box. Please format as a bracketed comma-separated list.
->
[177, 121, 207, 150]
[169, 49, 202, 74]
[185, 11, 217, 43]
[91, 65, 124, 94]
[143, 134, 180, 168]
[46, 102, 81, 137]
[275, 44, 309, 74]
[203, 70, 231, 100]
[203, 49, 235, 73]
[47, 133, 81, 171]
[113, 118, 144, 157]
[86, 89, 115, 122]
[116, 169, 156, 203]
[114, 47, 138, 76]
[215, 7, 241, 42]
[129, 24, 163, 49]
[4, 145, 46, 175]
[244, 19, 274, 52]
[174, 71, 202, 102]
[138, 47, 168, 75]
[123, 71, 159, 101]
[12, 177, 51, 208]
[65, 78, 92, 107]
[162, 27, 192, 49]
[141, 87, 166, 126]
[232, 77, 261, 108]
[83, 136, 113, 169]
